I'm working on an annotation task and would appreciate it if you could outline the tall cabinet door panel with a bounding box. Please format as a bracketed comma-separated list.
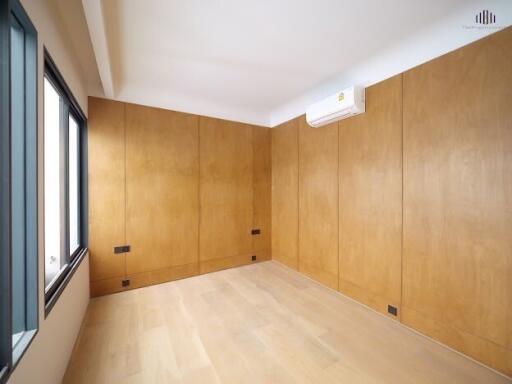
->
[338, 75, 403, 318]
[125, 104, 199, 287]
[252, 126, 272, 261]
[199, 117, 254, 273]
[402, 29, 512, 375]
[88, 97, 126, 296]
[298, 117, 339, 289]
[271, 118, 299, 270]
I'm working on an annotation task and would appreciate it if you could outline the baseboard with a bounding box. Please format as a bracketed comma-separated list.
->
[402, 306, 512, 377]
[271, 259, 512, 380]
[91, 250, 271, 297]
[200, 251, 270, 274]
[339, 278, 401, 320]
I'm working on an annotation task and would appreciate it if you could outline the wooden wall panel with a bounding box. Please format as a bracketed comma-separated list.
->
[338, 75, 403, 318]
[125, 104, 199, 281]
[88, 97, 126, 295]
[402, 28, 512, 375]
[89, 101, 270, 295]
[298, 116, 339, 289]
[252, 126, 272, 261]
[271, 118, 299, 270]
[199, 117, 254, 273]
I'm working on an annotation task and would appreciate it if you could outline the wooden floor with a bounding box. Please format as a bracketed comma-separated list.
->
[64, 261, 510, 384]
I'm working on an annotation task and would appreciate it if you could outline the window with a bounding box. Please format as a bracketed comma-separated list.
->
[43, 77, 63, 286]
[0, 0, 37, 381]
[43, 51, 87, 311]
[68, 115, 81, 255]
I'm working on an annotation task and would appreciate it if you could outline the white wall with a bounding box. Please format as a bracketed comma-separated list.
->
[8, 0, 91, 383]
[8, 257, 89, 384]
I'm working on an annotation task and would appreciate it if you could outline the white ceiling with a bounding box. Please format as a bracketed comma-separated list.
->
[82, 0, 512, 126]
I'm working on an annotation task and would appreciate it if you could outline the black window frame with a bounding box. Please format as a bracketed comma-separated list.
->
[0, 0, 38, 382]
[43, 49, 88, 315]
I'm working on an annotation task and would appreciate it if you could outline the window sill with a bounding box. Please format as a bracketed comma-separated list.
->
[0, 366, 7, 384]
[12, 329, 37, 369]
[0, 328, 38, 384]
[44, 247, 87, 318]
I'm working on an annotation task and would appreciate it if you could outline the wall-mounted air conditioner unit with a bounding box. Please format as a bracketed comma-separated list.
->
[306, 86, 365, 128]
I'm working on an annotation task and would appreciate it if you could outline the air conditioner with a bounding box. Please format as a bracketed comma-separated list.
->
[306, 86, 365, 128]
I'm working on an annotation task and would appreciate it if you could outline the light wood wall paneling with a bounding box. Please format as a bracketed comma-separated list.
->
[338, 75, 403, 319]
[88, 97, 127, 296]
[125, 103, 200, 286]
[199, 117, 254, 274]
[271, 118, 299, 270]
[298, 116, 339, 289]
[252, 126, 272, 262]
[402, 27, 512, 376]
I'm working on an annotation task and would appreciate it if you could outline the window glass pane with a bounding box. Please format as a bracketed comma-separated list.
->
[11, 16, 26, 347]
[44, 77, 64, 288]
[69, 115, 80, 255]
[3, 1, 38, 366]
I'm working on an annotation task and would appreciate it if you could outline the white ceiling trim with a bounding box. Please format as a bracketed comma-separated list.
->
[115, 85, 271, 127]
[82, 0, 115, 98]
[81, 1, 511, 128]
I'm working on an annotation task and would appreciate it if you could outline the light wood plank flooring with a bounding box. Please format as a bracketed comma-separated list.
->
[64, 261, 510, 383]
